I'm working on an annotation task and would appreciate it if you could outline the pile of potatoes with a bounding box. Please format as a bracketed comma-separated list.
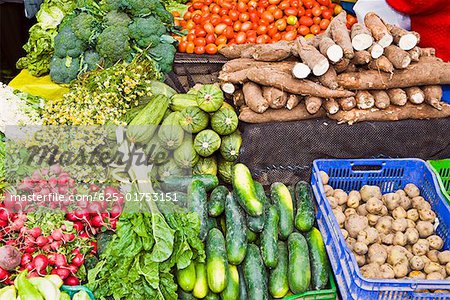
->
[320, 171, 450, 281]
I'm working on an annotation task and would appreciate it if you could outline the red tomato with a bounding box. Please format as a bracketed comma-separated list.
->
[321, 9, 332, 19]
[205, 0, 213, 5]
[205, 33, 216, 44]
[290, 0, 299, 7]
[299, 16, 313, 26]
[241, 21, 252, 31]
[256, 24, 268, 35]
[313, 16, 321, 25]
[201, 12, 210, 22]
[221, 15, 232, 25]
[194, 37, 206, 46]
[211, 4, 220, 14]
[273, 8, 283, 19]
[267, 25, 278, 37]
[298, 24, 310, 35]
[229, 10, 239, 21]
[317, 0, 330, 6]
[273, 32, 281, 41]
[205, 43, 218, 54]
[278, 0, 290, 10]
[188, 6, 195, 12]
[305, 8, 312, 17]
[284, 7, 298, 16]
[275, 18, 287, 31]
[187, 33, 196, 42]
[233, 20, 242, 31]
[269, 0, 281, 4]
[266, 4, 276, 13]
[312, 6, 322, 17]
[284, 30, 297, 40]
[204, 22, 215, 34]
[310, 24, 320, 34]
[184, 11, 192, 20]
[237, 1, 247, 12]
[261, 11, 274, 23]
[297, 7, 305, 16]
[235, 31, 246, 43]
[258, 0, 269, 8]
[215, 35, 227, 45]
[186, 42, 195, 53]
[319, 18, 330, 30]
[210, 14, 221, 25]
[250, 11, 259, 23]
[303, 0, 314, 8]
[214, 23, 227, 34]
[196, 28, 207, 37]
[239, 12, 250, 22]
[186, 20, 195, 30]
[219, 7, 228, 15]
[178, 40, 188, 52]
[220, 0, 233, 9]
[192, 1, 203, 10]
[194, 45, 205, 54]
[224, 26, 234, 38]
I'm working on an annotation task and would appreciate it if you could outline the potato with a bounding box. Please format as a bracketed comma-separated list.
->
[367, 214, 380, 226]
[360, 185, 382, 202]
[405, 228, 419, 245]
[346, 237, 357, 250]
[334, 189, 349, 205]
[424, 262, 444, 275]
[438, 251, 450, 265]
[409, 270, 426, 279]
[392, 207, 407, 220]
[366, 197, 384, 215]
[427, 249, 440, 263]
[357, 204, 368, 216]
[446, 262, 450, 276]
[355, 254, 366, 267]
[344, 208, 357, 218]
[427, 235, 444, 250]
[395, 189, 406, 198]
[320, 171, 329, 185]
[324, 185, 334, 197]
[411, 196, 425, 208]
[345, 214, 369, 238]
[335, 205, 343, 212]
[427, 272, 444, 280]
[419, 209, 436, 222]
[420, 255, 431, 266]
[380, 205, 388, 216]
[363, 227, 380, 245]
[410, 256, 425, 271]
[398, 196, 412, 211]
[404, 183, 420, 198]
[368, 243, 387, 265]
[327, 196, 338, 209]
[393, 232, 407, 246]
[380, 264, 395, 279]
[382, 193, 400, 211]
[347, 190, 361, 208]
[416, 221, 434, 238]
[412, 239, 430, 256]
[394, 262, 410, 278]
[376, 216, 393, 235]
[405, 244, 413, 253]
[392, 218, 408, 233]
[388, 246, 409, 265]
[416, 200, 431, 211]
[406, 219, 416, 229]
[341, 229, 349, 239]
[333, 209, 346, 228]
[354, 242, 369, 255]
[406, 209, 419, 222]
[381, 233, 394, 245]
[360, 263, 381, 279]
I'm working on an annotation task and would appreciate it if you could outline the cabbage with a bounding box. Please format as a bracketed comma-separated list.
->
[36, 4, 65, 30]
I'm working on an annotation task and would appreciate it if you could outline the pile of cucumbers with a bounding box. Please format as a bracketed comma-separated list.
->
[163, 84, 241, 184]
[176, 163, 330, 299]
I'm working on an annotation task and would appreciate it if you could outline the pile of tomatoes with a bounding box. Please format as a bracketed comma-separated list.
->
[175, 0, 357, 55]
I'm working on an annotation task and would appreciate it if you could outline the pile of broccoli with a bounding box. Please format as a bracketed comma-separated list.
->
[50, 0, 177, 83]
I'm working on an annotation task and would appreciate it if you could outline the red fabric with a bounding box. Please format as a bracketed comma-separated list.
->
[386, 0, 450, 61]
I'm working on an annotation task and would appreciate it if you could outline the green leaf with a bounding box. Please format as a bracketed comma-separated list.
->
[150, 212, 174, 262]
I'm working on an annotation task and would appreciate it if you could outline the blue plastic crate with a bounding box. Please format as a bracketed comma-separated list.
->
[443, 85, 450, 104]
[311, 158, 450, 300]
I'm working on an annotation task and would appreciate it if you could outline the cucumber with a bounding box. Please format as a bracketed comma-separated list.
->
[260, 205, 279, 268]
[211, 107, 238, 135]
[269, 241, 289, 298]
[178, 290, 195, 300]
[160, 174, 219, 192]
[247, 182, 268, 233]
[225, 192, 248, 265]
[218, 156, 233, 184]
[180, 106, 209, 133]
[207, 216, 218, 232]
[174, 139, 199, 169]
[170, 94, 197, 111]
[220, 130, 242, 162]
[177, 262, 196, 292]
[188, 180, 208, 241]
[294, 181, 315, 232]
[208, 186, 228, 217]
[218, 215, 227, 235]
[288, 185, 296, 212]
[192, 263, 209, 299]
[238, 266, 247, 300]
[243, 244, 269, 300]
[221, 264, 239, 300]
[271, 182, 294, 240]
[306, 227, 329, 290]
[193, 156, 217, 176]
[206, 228, 228, 293]
[232, 163, 263, 217]
[194, 129, 221, 157]
[158, 111, 184, 150]
[288, 232, 310, 294]
[246, 228, 257, 243]
[196, 84, 224, 112]
[205, 292, 219, 300]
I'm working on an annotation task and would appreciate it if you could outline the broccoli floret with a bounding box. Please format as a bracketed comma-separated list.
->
[148, 43, 176, 73]
[153, 2, 174, 24]
[50, 56, 80, 83]
[54, 25, 86, 58]
[103, 10, 131, 27]
[120, 0, 159, 16]
[99, 0, 121, 11]
[70, 12, 99, 43]
[96, 26, 130, 65]
[83, 50, 101, 71]
[128, 16, 166, 48]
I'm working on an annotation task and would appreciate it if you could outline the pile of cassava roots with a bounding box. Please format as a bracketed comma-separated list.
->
[320, 170, 450, 285]
[218, 11, 450, 124]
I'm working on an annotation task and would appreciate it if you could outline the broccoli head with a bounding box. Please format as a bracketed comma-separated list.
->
[50, 56, 80, 83]
[70, 12, 99, 43]
[96, 26, 130, 65]
[148, 43, 176, 73]
[153, 2, 174, 24]
[99, 0, 121, 11]
[83, 50, 101, 71]
[103, 10, 131, 27]
[128, 16, 166, 48]
[54, 25, 86, 58]
[120, 0, 159, 16]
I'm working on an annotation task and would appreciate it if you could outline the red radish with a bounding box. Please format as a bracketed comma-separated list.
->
[50, 164, 62, 175]
[29, 227, 42, 238]
[0, 209, 9, 221]
[42, 244, 51, 253]
[110, 218, 117, 229]
[33, 254, 48, 275]
[27, 271, 40, 278]
[21, 253, 33, 266]
[24, 247, 36, 254]
[71, 254, 84, 267]
[0, 219, 7, 227]
[110, 205, 122, 218]
[68, 178, 76, 188]
[5, 240, 16, 247]
[11, 219, 25, 231]
[91, 215, 103, 227]
[47, 236, 54, 243]
[79, 231, 89, 239]
[66, 213, 77, 221]
[71, 249, 80, 255]
[3, 193, 16, 210]
[90, 241, 97, 254]
[74, 210, 89, 220]
[36, 236, 49, 247]
[88, 202, 103, 214]
[90, 184, 100, 192]
[51, 268, 70, 280]
[73, 222, 84, 232]
[66, 264, 78, 274]
[104, 186, 119, 198]
[51, 229, 64, 241]
[64, 276, 79, 286]
[48, 254, 56, 265]
[65, 233, 75, 242]
[31, 170, 42, 181]
[0, 267, 9, 280]
[54, 253, 67, 267]
[58, 186, 69, 195]
[48, 177, 58, 187]
[50, 241, 62, 251]
[25, 263, 34, 272]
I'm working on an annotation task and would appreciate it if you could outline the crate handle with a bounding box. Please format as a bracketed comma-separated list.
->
[351, 162, 385, 172]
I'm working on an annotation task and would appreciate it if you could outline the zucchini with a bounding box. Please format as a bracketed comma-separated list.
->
[221, 264, 239, 300]
[150, 80, 177, 98]
[170, 94, 197, 111]
[192, 263, 209, 299]
[211, 107, 238, 135]
[269, 241, 289, 298]
[128, 94, 169, 144]
[196, 84, 224, 112]
[271, 182, 294, 240]
[206, 228, 228, 293]
[238, 266, 247, 300]
[205, 292, 219, 300]
[261, 205, 279, 268]
[294, 181, 315, 232]
[225, 192, 248, 265]
[157, 159, 184, 179]
[158, 111, 184, 150]
[306, 227, 329, 290]
[243, 244, 269, 300]
[247, 182, 268, 233]
[177, 262, 196, 292]
[218, 156, 233, 184]
[194, 129, 221, 157]
[232, 163, 263, 217]
[160, 174, 219, 192]
[179, 106, 209, 133]
[288, 232, 310, 294]
[174, 139, 199, 169]
[188, 180, 208, 241]
[208, 185, 228, 217]
[220, 130, 242, 162]
[144, 136, 170, 165]
[193, 156, 217, 176]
